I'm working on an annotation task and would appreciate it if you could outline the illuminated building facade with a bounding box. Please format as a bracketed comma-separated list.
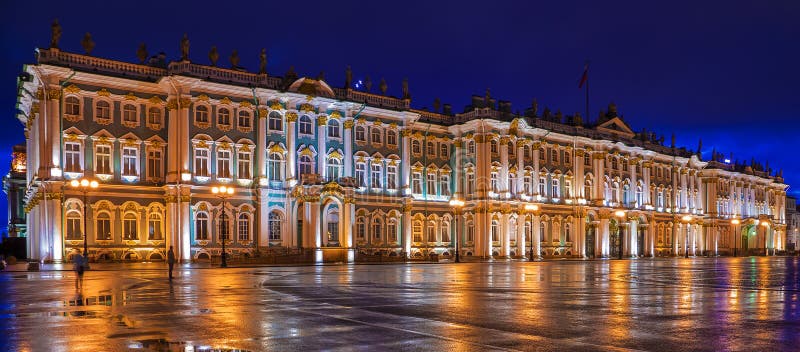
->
[11, 44, 790, 263]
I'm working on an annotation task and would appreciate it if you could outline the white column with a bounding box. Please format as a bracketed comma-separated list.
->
[402, 204, 412, 257]
[533, 214, 541, 258]
[341, 120, 354, 177]
[517, 213, 526, 258]
[179, 97, 191, 179]
[179, 193, 191, 263]
[455, 139, 463, 195]
[499, 138, 509, 196]
[599, 217, 610, 257]
[629, 219, 638, 256]
[643, 161, 652, 206]
[533, 142, 541, 197]
[48, 89, 62, 174]
[166, 98, 180, 183]
[501, 213, 510, 256]
[401, 129, 410, 193]
[258, 189, 269, 246]
[286, 114, 297, 183]
[317, 117, 327, 177]
[257, 108, 267, 180]
[516, 144, 524, 194]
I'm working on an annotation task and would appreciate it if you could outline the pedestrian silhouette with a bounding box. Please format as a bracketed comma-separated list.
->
[73, 251, 86, 289]
[167, 246, 175, 280]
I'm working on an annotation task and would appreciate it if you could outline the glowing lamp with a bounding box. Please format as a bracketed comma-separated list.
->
[615, 210, 626, 218]
[524, 204, 538, 212]
[731, 219, 740, 225]
[682, 215, 692, 222]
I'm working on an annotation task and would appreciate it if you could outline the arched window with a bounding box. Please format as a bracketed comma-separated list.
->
[372, 217, 383, 241]
[65, 96, 80, 116]
[355, 162, 367, 187]
[490, 140, 498, 155]
[123, 104, 137, 124]
[623, 184, 631, 205]
[524, 216, 532, 242]
[584, 179, 592, 199]
[218, 211, 230, 242]
[123, 212, 138, 240]
[148, 107, 162, 126]
[412, 220, 423, 242]
[440, 220, 451, 242]
[386, 130, 397, 146]
[327, 157, 342, 180]
[491, 219, 500, 242]
[552, 178, 560, 198]
[218, 108, 231, 126]
[328, 119, 340, 138]
[508, 217, 517, 242]
[411, 140, 421, 155]
[148, 213, 162, 240]
[427, 141, 436, 156]
[539, 148, 545, 161]
[298, 155, 313, 176]
[387, 218, 398, 242]
[539, 222, 546, 242]
[268, 152, 283, 181]
[238, 213, 250, 241]
[238, 110, 251, 129]
[299, 115, 313, 135]
[96, 100, 111, 120]
[440, 144, 449, 159]
[565, 223, 572, 242]
[371, 128, 382, 144]
[490, 171, 499, 192]
[539, 176, 546, 196]
[268, 211, 282, 241]
[96, 212, 112, 240]
[356, 216, 366, 240]
[268, 111, 282, 131]
[612, 182, 620, 202]
[636, 184, 643, 207]
[66, 210, 82, 240]
[355, 126, 366, 142]
[195, 105, 209, 124]
[467, 219, 475, 242]
[426, 220, 436, 242]
[467, 140, 475, 155]
[195, 212, 209, 240]
[217, 149, 231, 179]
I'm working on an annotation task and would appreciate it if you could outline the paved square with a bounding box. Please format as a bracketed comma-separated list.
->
[2, 257, 799, 351]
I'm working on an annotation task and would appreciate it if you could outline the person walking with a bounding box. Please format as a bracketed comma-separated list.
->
[167, 246, 175, 280]
[73, 251, 85, 289]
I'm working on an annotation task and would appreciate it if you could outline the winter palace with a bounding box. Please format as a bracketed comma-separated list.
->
[9, 35, 790, 263]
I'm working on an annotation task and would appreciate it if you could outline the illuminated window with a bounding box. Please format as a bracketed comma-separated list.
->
[147, 149, 162, 181]
[238, 213, 250, 241]
[122, 147, 138, 177]
[66, 210, 82, 240]
[65, 142, 82, 173]
[328, 119, 340, 138]
[194, 148, 210, 177]
[268, 211, 282, 241]
[299, 115, 313, 135]
[148, 213, 163, 240]
[96, 212, 112, 240]
[237, 151, 251, 180]
[123, 212, 138, 240]
[95, 145, 112, 175]
[268, 111, 282, 131]
[195, 212, 209, 240]
[217, 149, 231, 179]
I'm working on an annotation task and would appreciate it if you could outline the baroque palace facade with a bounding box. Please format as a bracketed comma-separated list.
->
[11, 43, 790, 263]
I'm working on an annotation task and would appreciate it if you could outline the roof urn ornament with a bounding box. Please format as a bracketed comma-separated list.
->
[345, 65, 353, 88]
[229, 50, 240, 68]
[379, 78, 387, 95]
[531, 98, 538, 116]
[208, 46, 219, 66]
[402, 78, 409, 99]
[81, 32, 95, 55]
[364, 76, 372, 92]
[317, 71, 325, 81]
[136, 43, 148, 64]
[259, 48, 267, 74]
[180, 33, 190, 61]
[50, 19, 62, 49]
[433, 98, 441, 112]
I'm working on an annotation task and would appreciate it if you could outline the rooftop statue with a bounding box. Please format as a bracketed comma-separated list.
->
[259, 48, 267, 74]
[137, 43, 148, 64]
[379, 78, 387, 95]
[51, 19, 62, 49]
[81, 32, 94, 55]
[345, 65, 352, 88]
[208, 46, 219, 66]
[402, 78, 409, 99]
[180, 34, 190, 61]
[229, 50, 240, 68]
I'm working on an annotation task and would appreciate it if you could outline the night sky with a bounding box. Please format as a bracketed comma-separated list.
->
[1, 0, 798, 229]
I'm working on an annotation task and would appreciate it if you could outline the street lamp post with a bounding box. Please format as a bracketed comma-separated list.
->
[615, 210, 625, 259]
[70, 178, 99, 257]
[212, 185, 235, 268]
[682, 215, 692, 258]
[449, 198, 465, 263]
[731, 218, 740, 257]
[525, 204, 538, 261]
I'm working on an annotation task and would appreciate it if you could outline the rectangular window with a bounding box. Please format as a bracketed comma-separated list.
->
[565, 180, 572, 198]
[387, 131, 397, 146]
[466, 173, 475, 194]
[538, 177, 546, 196]
[564, 152, 571, 165]
[217, 149, 231, 179]
[65, 142, 81, 173]
[238, 152, 251, 179]
[584, 153, 591, 166]
[122, 147, 138, 176]
[387, 165, 397, 189]
[96, 145, 112, 175]
[427, 142, 436, 156]
[147, 149, 162, 180]
[355, 163, 366, 187]
[371, 128, 382, 144]
[439, 175, 450, 196]
[552, 179, 560, 198]
[371, 164, 382, 188]
[388, 222, 397, 242]
[551, 149, 558, 163]
[427, 173, 437, 195]
[412, 173, 422, 194]
[195, 148, 209, 177]
[468, 141, 475, 155]
[355, 127, 366, 142]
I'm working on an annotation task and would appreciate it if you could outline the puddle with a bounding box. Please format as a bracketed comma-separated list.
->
[128, 338, 251, 351]
[182, 308, 214, 315]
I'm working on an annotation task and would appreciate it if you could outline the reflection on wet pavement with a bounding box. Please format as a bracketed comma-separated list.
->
[1, 257, 799, 351]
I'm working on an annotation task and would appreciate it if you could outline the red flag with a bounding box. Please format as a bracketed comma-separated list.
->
[578, 64, 588, 88]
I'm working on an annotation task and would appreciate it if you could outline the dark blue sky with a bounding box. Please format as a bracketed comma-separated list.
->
[1, 0, 798, 228]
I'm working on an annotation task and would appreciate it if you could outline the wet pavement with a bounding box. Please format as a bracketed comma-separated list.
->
[2, 257, 799, 351]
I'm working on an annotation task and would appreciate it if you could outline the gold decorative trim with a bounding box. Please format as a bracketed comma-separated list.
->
[124, 92, 138, 101]
[179, 98, 192, 108]
[196, 94, 210, 102]
[220, 97, 232, 105]
[97, 88, 111, 97]
[64, 84, 81, 94]
[286, 112, 298, 122]
[240, 100, 252, 108]
[166, 99, 178, 110]
[344, 120, 355, 129]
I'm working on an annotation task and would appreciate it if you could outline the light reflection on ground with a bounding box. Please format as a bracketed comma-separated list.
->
[1, 257, 799, 351]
